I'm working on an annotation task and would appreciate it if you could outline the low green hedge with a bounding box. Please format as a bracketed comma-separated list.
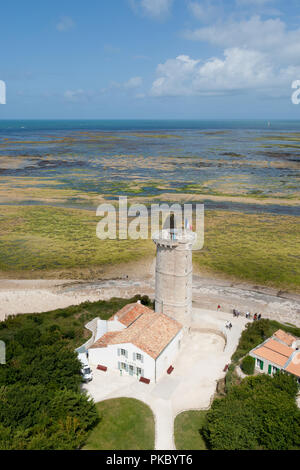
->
[241, 355, 255, 375]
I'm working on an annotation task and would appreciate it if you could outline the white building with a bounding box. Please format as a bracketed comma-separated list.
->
[88, 301, 183, 383]
[250, 329, 300, 383]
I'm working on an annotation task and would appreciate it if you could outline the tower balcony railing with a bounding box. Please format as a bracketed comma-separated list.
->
[152, 228, 196, 245]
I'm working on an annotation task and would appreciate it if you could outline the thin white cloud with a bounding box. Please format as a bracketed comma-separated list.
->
[64, 89, 91, 102]
[184, 16, 300, 64]
[56, 16, 75, 32]
[130, 0, 173, 19]
[135, 92, 146, 99]
[235, 0, 282, 14]
[188, 1, 222, 23]
[101, 77, 144, 94]
[133, 54, 151, 61]
[236, 0, 274, 5]
[124, 76, 143, 88]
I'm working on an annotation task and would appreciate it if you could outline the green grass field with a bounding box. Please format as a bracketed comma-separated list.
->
[174, 410, 208, 450]
[0, 205, 154, 276]
[0, 205, 299, 291]
[83, 399, 155, 450]
[193, 210, 300, 291]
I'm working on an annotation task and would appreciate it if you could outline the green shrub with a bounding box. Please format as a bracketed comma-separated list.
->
[241, 356, 255, 375]
[132, 294, 154, 308]
[225, 364, 241, 393]
[63, 328, 76, 339]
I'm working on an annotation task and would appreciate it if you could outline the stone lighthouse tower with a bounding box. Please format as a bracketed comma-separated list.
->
[153, 218, 196, 328]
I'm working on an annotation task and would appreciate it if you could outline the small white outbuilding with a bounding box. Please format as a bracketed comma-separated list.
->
[88, 301, 183, 383]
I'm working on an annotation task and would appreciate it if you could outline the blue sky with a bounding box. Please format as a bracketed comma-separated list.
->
[1, 0, 300, 119]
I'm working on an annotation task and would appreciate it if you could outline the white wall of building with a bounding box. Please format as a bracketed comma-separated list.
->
[107, 319, 126, 332]
[156, 330, 183, 381]
[89, 327, 183, 382]
[95, 320, 108, 341]
[89, 343, 117, 369]
[249, 352, 282, 376]
[94, 319, 126, 342]
[88, 342, 156, 381]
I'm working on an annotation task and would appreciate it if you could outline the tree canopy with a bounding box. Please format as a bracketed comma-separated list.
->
[202, 373, 300, 450]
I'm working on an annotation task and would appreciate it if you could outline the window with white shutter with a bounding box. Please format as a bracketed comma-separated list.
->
[136, 353, 143, 363]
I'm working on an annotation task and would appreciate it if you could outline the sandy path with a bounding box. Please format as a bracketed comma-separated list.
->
[0, 279, 154, 321]
[192, 275, 300, 327]
[0, 275, 299, 326]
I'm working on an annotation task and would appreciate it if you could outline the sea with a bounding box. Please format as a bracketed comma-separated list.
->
[0, 119, 299, 216]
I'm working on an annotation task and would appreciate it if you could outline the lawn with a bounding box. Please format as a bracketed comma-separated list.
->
[174, 410, 208, 450]
[83, 398, 155, 450]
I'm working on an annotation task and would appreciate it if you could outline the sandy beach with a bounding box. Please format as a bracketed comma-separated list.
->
[1, 272, 300, 326]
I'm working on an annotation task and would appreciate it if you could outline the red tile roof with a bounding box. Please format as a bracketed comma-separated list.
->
[273, 329, 296, 347]
[252, 331, 300, 378]
[91, 331, 119, 348]
[90, 303, 182, 359]
[285, 352, 300, 378]
[108, 303, 153, 327]
[252, 338, 294, 368]
[253, 346, 290, 367]
[264, 339, 294, 358]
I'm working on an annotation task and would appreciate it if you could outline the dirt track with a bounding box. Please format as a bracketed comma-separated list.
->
[0, 272, 300, 326]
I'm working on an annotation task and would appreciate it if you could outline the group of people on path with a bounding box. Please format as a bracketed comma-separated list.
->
[218, 305, 262, 332]
[232, 308, 262, 321]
